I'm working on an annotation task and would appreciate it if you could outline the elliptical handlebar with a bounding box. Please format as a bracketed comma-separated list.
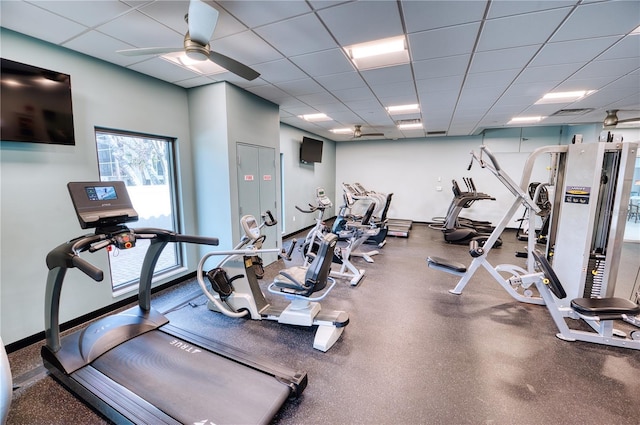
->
[478, 145, 501, 171]
[295, 204, 324, 214]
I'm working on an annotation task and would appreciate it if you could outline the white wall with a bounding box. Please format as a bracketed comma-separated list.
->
[0, 30, 199, 344]
[279, 124, 336, 235]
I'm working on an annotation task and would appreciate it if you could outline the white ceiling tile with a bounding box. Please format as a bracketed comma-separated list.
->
[487, 1, 576, 19]
[317, 1, 404, 46]
[409, 23, 480, 61]
[289, 49, 355, 77]
[0, 1, 88, 44]
[361, 64, 413, 85]
[174, 74, 219, 88]
[297, 91, 340, 106]
[277, 78, 325, 96]
[127, 56, 202, 82]
[315, 72, 366, 91]
[332, 86, 375, 102]
[572, 57, 640, 80]
[402, 1, 487, 33]
[371, 81, 418, 101]
[253, 59, 307, 83]
[469, 45, 540, 73]
[552, 76, 613, 92]
[478, 9, 570, 51]
[552, 1, 640, 42]
[514, 63, 582, 84]
[62, 30, 146, 67]
[531, 36, 622, 67]
[598, 35, 640, 61]
[212, 30, 283, 65]
[416, 75, 465, 95]
[246, 84, 290, 102]
[413, 55, 470, 80]
[97, 9, 182, 48]
[465, 69, 520, 89]
[136, 1, 194, 34]
[29, 1, 134, 28]
[218, 0, 312, 28]
[255, 14, 337, 57]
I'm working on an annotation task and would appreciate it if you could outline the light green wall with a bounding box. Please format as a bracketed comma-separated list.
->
[0, 30, 198, 344]
[279, 124, 336, 235]
[188, 82, 281, 255]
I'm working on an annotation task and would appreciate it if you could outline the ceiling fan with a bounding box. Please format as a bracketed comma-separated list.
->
[603, 109, 640, 128]
[116, 0, 260, 81]
[352, 125, 384, 139]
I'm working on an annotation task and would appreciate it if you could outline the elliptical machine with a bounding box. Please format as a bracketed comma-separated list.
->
[197, 211, 349, 352]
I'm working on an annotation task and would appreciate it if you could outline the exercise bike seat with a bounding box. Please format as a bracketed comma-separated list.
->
[273, 233, 337, 296]
[570, 297, 640, 319]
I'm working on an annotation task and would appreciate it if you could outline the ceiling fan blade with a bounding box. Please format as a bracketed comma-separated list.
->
[188, 0, 219, 45]
[117, 47, 183, 56]
[208, 51, 260, 81]
[361, 132, 385, 137]
[617, 117, 640, 124]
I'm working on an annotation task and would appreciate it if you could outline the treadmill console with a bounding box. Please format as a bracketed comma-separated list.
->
[68, 181, 138, 229]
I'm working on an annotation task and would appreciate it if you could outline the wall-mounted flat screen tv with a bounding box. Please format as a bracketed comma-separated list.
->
[300, 136, 323, 163]
[1, 58, 76, 145]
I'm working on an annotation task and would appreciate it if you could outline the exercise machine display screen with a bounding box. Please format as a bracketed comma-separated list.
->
[68, 181, 138, 229]
[85, 186, 118, 201]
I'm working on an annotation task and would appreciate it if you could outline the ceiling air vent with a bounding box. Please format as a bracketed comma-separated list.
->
[396, 118, 421, 125]
[551, 108, 594, 116]
[426, 131, 447, 136]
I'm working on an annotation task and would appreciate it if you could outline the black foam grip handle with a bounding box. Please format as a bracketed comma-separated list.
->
[175, 234, 220, 246]
[71, 256, 104, 281]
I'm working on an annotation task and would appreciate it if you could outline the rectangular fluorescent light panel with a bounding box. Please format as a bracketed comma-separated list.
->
[535, 90, 596, 104]
[330, 128, 353, 134]
[344, 36, 409, 71]
[508, 116, 544, 124]
[161, 52, 226, 75]
[386, 104, 420, 114]
[397, 122, 423, 130]
[299, 113, 332, 122]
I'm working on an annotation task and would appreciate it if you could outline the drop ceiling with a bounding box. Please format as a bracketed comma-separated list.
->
[1, 0, 639, 141]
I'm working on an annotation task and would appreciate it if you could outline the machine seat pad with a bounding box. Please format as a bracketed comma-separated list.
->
[427, 256, 467, 273]
[571, 297, 640, 317]
[273, 266, 308, 291]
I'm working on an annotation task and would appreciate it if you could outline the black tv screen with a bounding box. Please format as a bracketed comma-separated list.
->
[300, 136, 323, 163]
[1, 58, 75, 145]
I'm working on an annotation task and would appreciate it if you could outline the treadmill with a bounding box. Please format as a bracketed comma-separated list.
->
[41, 181, 306, 424]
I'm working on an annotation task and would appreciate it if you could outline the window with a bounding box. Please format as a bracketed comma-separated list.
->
[95, 128, 182, 293]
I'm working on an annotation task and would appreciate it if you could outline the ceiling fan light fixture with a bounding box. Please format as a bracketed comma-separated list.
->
[162, 52, 226, 75]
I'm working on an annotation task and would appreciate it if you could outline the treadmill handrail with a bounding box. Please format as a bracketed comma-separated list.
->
[44, 227, 219, 353]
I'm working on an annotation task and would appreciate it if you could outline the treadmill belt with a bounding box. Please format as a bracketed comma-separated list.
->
[92, 330, 289, 425]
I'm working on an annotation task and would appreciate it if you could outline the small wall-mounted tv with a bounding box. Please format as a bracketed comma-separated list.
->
[300, 136, 323, 163]
[1, 58, 76, 145]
